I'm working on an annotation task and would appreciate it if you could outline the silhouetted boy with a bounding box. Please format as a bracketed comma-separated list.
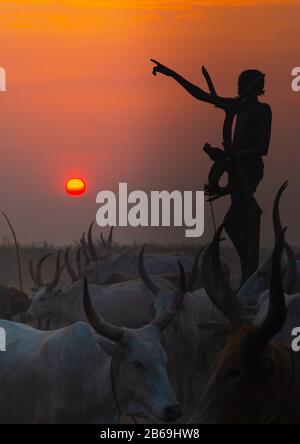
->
[151, 60, 272, 194]
[151, 60, 272, 279]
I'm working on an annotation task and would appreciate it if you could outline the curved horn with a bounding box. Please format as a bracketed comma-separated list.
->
[186, 246, 206, 292]
[100, 227, 114, 259]
[273, 182, 288, 238]
[284, 243, 297, 294]
[108, 226, 114, 247]
[246, 229, 287, 353]
[100, 232, 107, 248]
[80, 233, 91, 265]
[47, 251, 63, 291]
[202, 66, 218, 98]
[273, 181, 297, 294]
[37, 253, 54, 288]
[29, 259, 42, 287]
[202, 225, 248, 324]
[138, 245, 160, 295]
[64, 246, 78, 284]
[87, 221, 98, 262]
[83, 278, 123, 342]
[152, 262, 186, 332]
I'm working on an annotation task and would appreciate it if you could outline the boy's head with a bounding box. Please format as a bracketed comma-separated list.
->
[238, 70, 265, 98]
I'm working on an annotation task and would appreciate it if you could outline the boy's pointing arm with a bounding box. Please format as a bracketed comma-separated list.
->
[151, 59, 234, 110]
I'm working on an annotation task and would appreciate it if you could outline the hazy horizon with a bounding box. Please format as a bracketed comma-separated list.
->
[0, 1, 299, 247]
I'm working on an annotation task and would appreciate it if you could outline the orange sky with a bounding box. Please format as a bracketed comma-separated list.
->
[0, 0, 299, 246]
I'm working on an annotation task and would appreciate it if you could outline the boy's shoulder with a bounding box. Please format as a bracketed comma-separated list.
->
[254, 101, 272, 118]
[258, 101, 272, 112]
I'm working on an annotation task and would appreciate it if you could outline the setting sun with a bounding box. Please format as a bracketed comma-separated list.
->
[66, 178, 86, 196]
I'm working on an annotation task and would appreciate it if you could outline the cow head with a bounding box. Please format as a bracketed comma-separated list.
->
[138, 244, 204, 317]
[193, 222, 287, 424]
[77, 250, 131, 285]
[0, 286, 30, 319]
[26, 251, 64, 320]
[68, 224, 127, 285]
[84, 222, 114, 264]
[80, 260, 100, 284]
[83, 277, 183, 422]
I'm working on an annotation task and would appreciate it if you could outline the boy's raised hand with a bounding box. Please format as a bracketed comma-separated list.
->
[151, 59, 173, 77]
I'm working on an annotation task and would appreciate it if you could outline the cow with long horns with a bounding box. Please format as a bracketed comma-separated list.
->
[0, 285, 30, 321]
[200, 182, 299, 339]
[73, 222, 201, 286]
[27, 251, 177, 328]
[28, 246, 221, 419]
[192, 225, 300, 424]
[0, 278, 182, 424]
[29, 251, 64, 294]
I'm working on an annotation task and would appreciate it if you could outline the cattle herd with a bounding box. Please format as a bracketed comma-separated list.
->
[0, 183, 300, 424]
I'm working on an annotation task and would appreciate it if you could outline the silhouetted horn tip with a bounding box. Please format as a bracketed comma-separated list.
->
[138, 245, 160, 295]
[87, 220, 98, 262]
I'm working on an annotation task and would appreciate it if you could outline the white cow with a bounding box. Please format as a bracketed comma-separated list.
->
[123, 246, 226, 419]
[82, 248, 197, 285]
[27, 279, 176, 328]
[0, 280, 182, 424]
[27, 245, 205, 329]
[27, 251, 175, 328]
[28, 246, 223, 420]
[75, 223, 199, 285]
